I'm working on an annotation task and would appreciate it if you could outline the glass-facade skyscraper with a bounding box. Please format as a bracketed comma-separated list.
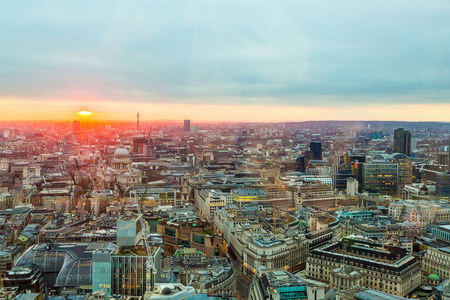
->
[184, 119, 190, 132]
[394, 128, 411, 156]
[309, 142, 322, 160]
[362, 160, 398, 195]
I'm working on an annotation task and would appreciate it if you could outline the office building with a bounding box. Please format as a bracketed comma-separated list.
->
[306, 237, 421, 297]
[72, 120, 80, 133]
[157, 217, 220, 256]
[93, 246, 162, 296]
[249, 270, 316, 300]
[347, 177, 358, 196]
[436, 173, 450, 197]
[190, 125, 198, 133]
[422, 247, 450, 281]
[310, 142, 322, 160]
[117, 214, 144, 247]
[231, 187, 269, 209]
[196, 189, 233, 220]
[295, 155, 306, 172]
[3, 264, 44, 292]
[390, 200, 450, 225]
[184, 120, 191, 132]
[394, 128, 411, 156]
[93, 214, 163, 296]
[372, 153, 412, 193]
[168, 248, 236, 296]
[362, 160, 398, 195]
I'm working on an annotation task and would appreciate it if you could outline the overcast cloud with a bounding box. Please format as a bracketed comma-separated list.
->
[1, 0, 450, 108]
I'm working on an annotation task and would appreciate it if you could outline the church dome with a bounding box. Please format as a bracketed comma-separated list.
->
[429, 274, 440, 281]
[114, 147, 130, 157]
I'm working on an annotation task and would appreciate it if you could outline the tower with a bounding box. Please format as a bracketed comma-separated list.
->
[137, 112, 140, 132]
[184, 119, 190, 132]
[394, 128, 411, 156]
[310, 142, 322, 160]
[72, 120, 80, 133]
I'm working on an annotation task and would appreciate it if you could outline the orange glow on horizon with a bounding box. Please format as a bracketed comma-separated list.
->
[0, 98, 449, 122]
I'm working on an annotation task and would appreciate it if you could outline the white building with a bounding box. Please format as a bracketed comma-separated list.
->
[196, 189, 233, 220]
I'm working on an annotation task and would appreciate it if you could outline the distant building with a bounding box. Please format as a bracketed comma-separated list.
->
[295, 155, 306, 172]
[196, 189, 233, 220]
[133, 136, 150, 155]
[309, 142, 322, 160]
[184, 120, 191, 132]
[157, 217, 220, 257]
[436, 173, 450, 197]
[190, 125, 198, 133]
[372, 153, 413, 194]
[362, 160, 398, 195]
[389, 200, 450, 225]
[72, 120, 80, 133]
[346, 177, 358, 196]
[231, 187, 269, 209]
[394, 128, 411, 156]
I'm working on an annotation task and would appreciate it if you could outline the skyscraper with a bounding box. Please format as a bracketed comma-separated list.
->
[184, 119, 190, 132]
[310, 142, 322, 160]
[436, 172, 450, 197]
[72, 120, 80, 133]
[394, 128, 411, 156]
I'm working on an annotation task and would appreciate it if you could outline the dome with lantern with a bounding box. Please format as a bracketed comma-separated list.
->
[114, 147, 130, 157]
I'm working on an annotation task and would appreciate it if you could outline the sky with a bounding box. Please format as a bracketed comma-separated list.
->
[1, 1, 450, 122]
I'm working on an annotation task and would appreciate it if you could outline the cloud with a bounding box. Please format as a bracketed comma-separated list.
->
[1, 0, 450, 117]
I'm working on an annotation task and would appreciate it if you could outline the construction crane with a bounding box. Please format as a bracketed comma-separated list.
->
[132, 189, 157, 293]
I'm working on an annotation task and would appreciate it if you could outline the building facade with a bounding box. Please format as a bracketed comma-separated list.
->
[306, 238, 421, 297]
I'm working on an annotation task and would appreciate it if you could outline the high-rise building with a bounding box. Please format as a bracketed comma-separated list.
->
[117, 214, 144, 247]
[295, 155, 306, 172]
[362, 160, 398, 195]
[436, 173, 450, 198]
[72, 120, 80, 133]
[309, 142, 322, 160]
[184, 120, 190, 132]
[394, 128, 411, 156]
[93, 214, 162, 296]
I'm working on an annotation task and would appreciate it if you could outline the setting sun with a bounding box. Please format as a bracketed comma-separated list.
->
[77, 111, 92, 116]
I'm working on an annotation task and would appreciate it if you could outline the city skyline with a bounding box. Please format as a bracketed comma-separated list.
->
[2, 1, 450, 122]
